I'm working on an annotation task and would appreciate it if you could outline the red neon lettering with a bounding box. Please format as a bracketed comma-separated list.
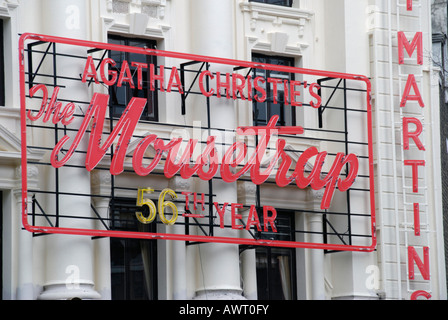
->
[150, 64, 164, 91]
[283, 80, 290, 105]
[214, 202, 228, 229]
[276, 144, 358, 210]
[246, 205, 261, 231]
[27, 84, 48, 121]
[232, 73, 247, 100]
[404, 160, 425, 193]
[275, 142, 295, 187]
[263, 206, 277, 232]
[35, 87, 358, 210]
[81, 56, 323, 109]
[178, 140, 202, 180]
[132, 134, 180, 176]
[398, 4, 430, 296]
[83, 57, 182, 93]
[59, 102, 76, 126]
[413, 203, 420, 236]
[100, 58, 118, 86]
[221, 141, 248, 182]
[81, 56, 99, 84]
[247, 75, 253, 101]
[312, 152, 359, 210]
[27, 85, 75, 126]
[194, 192, 205, 211]
[223, 115, 304, 184]
[319, 152, 358, 209]
[165, 139, 199, 179]
[42, 87, 62, 123]
[309, 82, 322, 108]
[267, 78, 283, 104]
[337, 154, 359, 192]
[131, 61, 148, 90]
[236, 114, 304, 136]
[199, 70, 214, 97]
[195, 68, 321, 108]
[398, 31, 423, 65]
[400, 74, 424, 108]
[182, 192, 206, 217]
[293, 147, 324, 188]
[166, 66, 183, 93]
[408, 246, 430, 280]
[253, 76, 266, 103]
[197, 136, 219, 180]
[51, 93, 147, 175]
[410, 290, 431, 300]
[250, 138, 282, 186]
[216, 72, 231, 99]
[216, 202, 277, 232]
[182, 191, 192, 211]
[289, 80, 302, 107]
[403, 117, 425, 150]
[117, 60, 134, 88]
[83, 57, 154, 90]
[231, 203, 244, 230]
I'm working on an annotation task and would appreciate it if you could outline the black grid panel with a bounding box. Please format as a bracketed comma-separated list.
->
[21, 34, 375, 251]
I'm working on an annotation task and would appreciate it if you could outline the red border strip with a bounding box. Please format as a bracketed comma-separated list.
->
[19, 33, 376, 252]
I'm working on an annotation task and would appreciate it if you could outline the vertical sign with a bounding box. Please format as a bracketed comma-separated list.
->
[398, 1, 431, 300]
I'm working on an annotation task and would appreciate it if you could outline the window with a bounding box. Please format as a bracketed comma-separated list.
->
[0, 20, 5, 106]
[0, 191, 2, 300]
[109, 198, 158, 300]
[252, 54, 296, 126]
[256, 211, 297, 300]
[432, 34, 448, 101]
[249, 0, 293, 7]
[108, 35, 158, 121]
[433, 33, 448, 291]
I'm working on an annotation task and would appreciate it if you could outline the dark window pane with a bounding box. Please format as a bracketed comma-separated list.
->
[255, 211, 296, 300]
[252, 54, 295, 126]
[249, 0, 293, 7]
[109, 198, 158, 300]
[108, 35, 158, 121]
[0, 20, 4, 106]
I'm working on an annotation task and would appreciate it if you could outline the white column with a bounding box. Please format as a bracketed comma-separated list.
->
[306, 189, 326, 300]
[172, 222, 187, 299]
[92, 199, 112, 300]
[240, 248, 258, 299]
[15, 189, 34, 300]
[38, 0, 100, 300]
[167, 177, 188, 300]
[91, 170, 113, 300]
[189, 0, 244, 300]
[307, 213, 326, 299]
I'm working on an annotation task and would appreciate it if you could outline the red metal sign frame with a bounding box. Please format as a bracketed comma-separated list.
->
[19, 33, 376, 252]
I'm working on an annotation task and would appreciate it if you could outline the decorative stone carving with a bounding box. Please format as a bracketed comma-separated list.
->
[240, 2, 312, 37]
[168, 175, 192, 192]
[15, 164, 39, 183]
[91, 169, 113, 196]
[109, 0, 167, 20]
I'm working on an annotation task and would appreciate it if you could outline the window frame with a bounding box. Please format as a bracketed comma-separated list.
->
[252, 53, 296, 126]
[107, 34, 158, 121]
[0, 19, 5, 106]
[0, 191, 2, 300]
[249, 0, 293, 7]
[109, 198, 158, 300]
[255, 210, 297, 300]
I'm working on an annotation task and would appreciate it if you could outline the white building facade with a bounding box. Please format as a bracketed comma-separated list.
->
[0, 0, 447, 300]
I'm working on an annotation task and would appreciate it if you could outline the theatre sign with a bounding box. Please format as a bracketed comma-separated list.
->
[19, 33, 376, 252]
